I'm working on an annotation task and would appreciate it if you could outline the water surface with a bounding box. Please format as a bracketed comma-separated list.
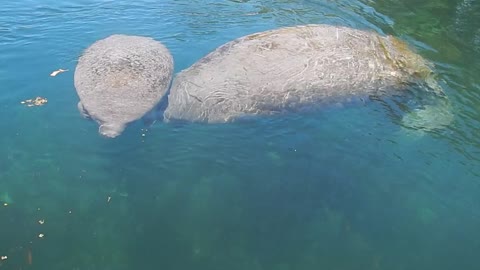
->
[0, 0, 479, 269]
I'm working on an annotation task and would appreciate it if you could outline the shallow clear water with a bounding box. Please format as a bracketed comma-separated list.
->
[1, 0, 479, 269]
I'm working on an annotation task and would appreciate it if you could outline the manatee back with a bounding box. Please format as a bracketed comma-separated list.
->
[74, 34, 174, 135]
[164, 24, 433, 123]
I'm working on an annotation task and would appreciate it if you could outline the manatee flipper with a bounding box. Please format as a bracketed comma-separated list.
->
[77, 101, 91, 119]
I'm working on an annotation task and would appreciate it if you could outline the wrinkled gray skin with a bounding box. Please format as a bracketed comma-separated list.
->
[164, 24, 442, 123]
[74, 34, 173, 138]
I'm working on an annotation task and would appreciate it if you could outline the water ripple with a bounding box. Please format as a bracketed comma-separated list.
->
[1, 1, 480, 269]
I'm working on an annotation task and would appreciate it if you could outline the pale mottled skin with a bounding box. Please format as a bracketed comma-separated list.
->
[74, 34, 173, 137]
[164, 24, 438, 123]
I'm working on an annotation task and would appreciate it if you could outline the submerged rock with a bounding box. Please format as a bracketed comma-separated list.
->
[164, 24, 451, 129]
[74, 34, 173, 138]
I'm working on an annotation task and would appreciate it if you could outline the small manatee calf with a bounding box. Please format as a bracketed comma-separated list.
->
[164, 24, 452, 129]
[74, 34, 173, 138]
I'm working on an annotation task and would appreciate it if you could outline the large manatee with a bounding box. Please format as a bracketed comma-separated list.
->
[164, 24, 451, 127]
[74, 34, 173, 138]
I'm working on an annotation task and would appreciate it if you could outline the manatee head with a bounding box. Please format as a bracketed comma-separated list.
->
[382, 36, 441, 92]
[401, 99, 454, 133]
[381, 36, 455, 132]
[399, 74, 454, 133]
[98, 122, 127, 138]
[74, 34, 174, 138]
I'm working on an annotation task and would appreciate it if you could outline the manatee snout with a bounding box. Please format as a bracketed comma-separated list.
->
[98, 122, 126, 138]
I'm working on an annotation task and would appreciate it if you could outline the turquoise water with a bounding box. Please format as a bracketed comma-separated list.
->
[1, 0, 479, 269]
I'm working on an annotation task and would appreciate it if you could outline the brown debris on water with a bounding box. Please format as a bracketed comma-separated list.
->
[26, 249, 32, 265]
